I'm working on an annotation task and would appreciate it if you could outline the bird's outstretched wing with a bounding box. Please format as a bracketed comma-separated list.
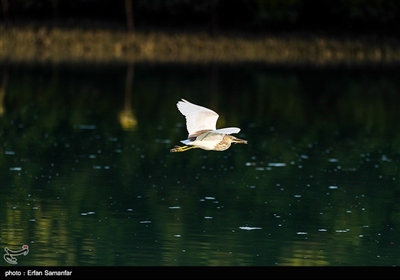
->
[212, 127, 241, 135]
[177, 99, 219, 136]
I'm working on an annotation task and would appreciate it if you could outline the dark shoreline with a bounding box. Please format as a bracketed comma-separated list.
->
[1, 24, 400, 66]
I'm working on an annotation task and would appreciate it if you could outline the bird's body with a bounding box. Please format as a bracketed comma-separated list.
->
[170, 99, 247, 152]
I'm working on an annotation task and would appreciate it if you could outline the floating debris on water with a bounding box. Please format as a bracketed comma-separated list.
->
[328, 186, 338, 189]
[93, 165, 110, 170]
[328, 158, 339, 162]
[336, 229, 350, 233]
[5, 151, 15, 155]
[239, 227, 262, 230]
[81, 212, 95, 216]
[296, 232, 308, 235]
[9, 167, 22, 171]
[381, 155, 391, 162]
[168, 206, 181, 209]
[268, 163, 286, 167]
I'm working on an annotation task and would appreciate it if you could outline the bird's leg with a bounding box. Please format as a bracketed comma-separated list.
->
[170, 145, 197, 153]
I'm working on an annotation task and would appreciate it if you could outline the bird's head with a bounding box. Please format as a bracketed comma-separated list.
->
[231, 136, 248, 145]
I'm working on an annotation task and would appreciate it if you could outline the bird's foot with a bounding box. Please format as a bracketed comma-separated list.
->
[170, 145, 194, 153]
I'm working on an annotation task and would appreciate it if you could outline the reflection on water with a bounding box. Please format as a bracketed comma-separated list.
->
[0, 62, 400, 266]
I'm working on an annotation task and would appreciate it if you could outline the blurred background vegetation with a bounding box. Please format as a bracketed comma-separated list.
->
[1, 0, 400, 64]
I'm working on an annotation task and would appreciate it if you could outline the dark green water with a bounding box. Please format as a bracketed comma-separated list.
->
[1, 63, 399, 266]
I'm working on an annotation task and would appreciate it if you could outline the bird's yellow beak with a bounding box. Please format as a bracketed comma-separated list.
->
[232, 137, 247, 144]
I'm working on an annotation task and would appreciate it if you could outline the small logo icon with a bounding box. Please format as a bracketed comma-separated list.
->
[4, 245, 29, 264]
